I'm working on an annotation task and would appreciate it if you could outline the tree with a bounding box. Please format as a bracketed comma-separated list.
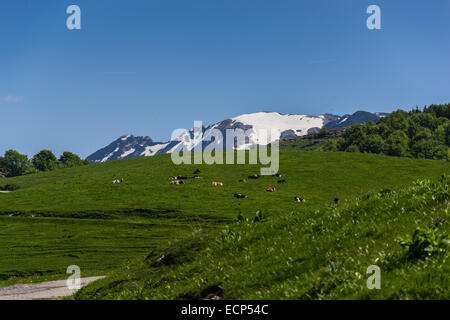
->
[2, 150, 33, 177]
[386, 131, 409, 157]
[0, 156, 8, 178]
[32, 150, 59, 171]
[345, 145, 360, 153]
[59, 151, 89, 167]
[360, 134, 386, 154]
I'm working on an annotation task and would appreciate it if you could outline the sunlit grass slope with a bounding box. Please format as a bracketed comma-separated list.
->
[0, 150, 447, 288]
[76, 175, 450, 300]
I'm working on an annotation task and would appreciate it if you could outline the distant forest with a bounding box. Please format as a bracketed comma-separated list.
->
[282, 103, 449, 161]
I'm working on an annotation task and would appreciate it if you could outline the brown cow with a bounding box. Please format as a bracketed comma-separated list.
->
[266, 187, 276, 192]
[212, 181, 223, 186]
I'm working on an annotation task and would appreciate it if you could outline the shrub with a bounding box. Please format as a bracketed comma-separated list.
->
[399, 228, 449, 261]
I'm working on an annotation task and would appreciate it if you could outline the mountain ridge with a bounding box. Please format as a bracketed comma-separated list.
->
[87, 110, 388, 163]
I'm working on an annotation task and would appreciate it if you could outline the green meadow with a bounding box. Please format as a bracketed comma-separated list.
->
[0, 150, 448, 297]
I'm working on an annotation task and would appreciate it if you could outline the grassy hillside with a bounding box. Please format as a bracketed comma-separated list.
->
[75, 175, 450, 300]
[0, 150, 448, 289]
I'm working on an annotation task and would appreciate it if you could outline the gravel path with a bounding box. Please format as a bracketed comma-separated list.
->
[0, 276, 105, 300]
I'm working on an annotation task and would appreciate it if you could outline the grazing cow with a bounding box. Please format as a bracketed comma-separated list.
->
[334, 197, 340, 205]
[170, 180, 184, 185]
[239, 179, 246, 183]
[193, 169, 201, 174]
[272, 173, 282, 177]
[112, 179, 123, 184]
[248, 174, 260, 179]
[277, 179, 286, 183]
[234, 193, 248, 199]
[212, 181, 223, 186]
[266, 187, 276, 192]
[295, 197, 306, 203]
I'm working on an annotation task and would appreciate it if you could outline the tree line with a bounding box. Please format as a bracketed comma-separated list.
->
[0, 150, 90, 178]
[323, 103, 450, 160]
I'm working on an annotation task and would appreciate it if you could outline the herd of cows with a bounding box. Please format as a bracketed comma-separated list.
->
[168, 170, 312, 203]
[111, 169, 340, 204]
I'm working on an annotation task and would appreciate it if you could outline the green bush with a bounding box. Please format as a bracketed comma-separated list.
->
[399, 228, 449, 261]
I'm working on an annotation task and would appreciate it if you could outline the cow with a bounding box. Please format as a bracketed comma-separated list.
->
[248, 174, 260, 179]
[170, 176, 188, 180]
[193, 169, 201, 174]
[212, 181, 223, 186]
[192, 176, 201, 179]
[277, 179, 286, 183]
[112, 179, 124, 184]
[295, 197, 306, 203]
[334, 197, 340, 205]
[266, 187, 276, 192]
[234, 193, 248, 199]
[239, 179, 247, 183]
[170, 180, 184, 185]
[272, 173, 282, 178]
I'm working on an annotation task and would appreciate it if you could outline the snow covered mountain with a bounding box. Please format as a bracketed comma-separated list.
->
[87, 111, 386, 163]
[86, 135, 173, 163]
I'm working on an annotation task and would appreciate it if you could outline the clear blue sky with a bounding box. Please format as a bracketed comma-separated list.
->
[1, 0, 449, 158]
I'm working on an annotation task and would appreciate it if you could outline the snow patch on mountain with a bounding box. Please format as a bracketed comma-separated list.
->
[141, 142, 171, 156]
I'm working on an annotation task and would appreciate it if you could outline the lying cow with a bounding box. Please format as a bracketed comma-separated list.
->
[170, 180, 184, 185]
[272, 173, 282, 178]
[112, 179, 124, 184]
[277, 179, 286, 183]
[193, 169, 201, 174]
[234, 193, 248, 199]
[212, 181, 223, 186]
[334, 197, 340, 205]
[248, 174, 260, 179]
[266, 187, 276, 192]
[295, 197, 306, 203]
[239, 179, 246, 183]
[170, 176, 189, 180]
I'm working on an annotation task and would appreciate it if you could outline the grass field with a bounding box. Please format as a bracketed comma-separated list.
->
[75, 174, 449, 300]
[0, 150, 448, 294]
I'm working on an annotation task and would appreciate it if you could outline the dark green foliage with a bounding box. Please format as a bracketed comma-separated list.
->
[0, 150, 33, 177]
[399, 228, 449, 262]
[59, 151, 90, 168]
[32, 150, 59, 171]
[280, 127, 346, 151]
[253, 209, 266, 222]
[331, 103, 450, 160]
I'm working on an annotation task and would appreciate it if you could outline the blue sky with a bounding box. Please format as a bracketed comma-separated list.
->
[1, 0, 449, 158]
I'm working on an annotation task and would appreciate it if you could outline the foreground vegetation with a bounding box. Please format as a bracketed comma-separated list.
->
[75, 175, 449, 300]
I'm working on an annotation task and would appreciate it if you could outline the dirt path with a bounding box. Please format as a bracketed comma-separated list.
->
[0, 191, 11, 194]
[0, 276, 105, 300]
